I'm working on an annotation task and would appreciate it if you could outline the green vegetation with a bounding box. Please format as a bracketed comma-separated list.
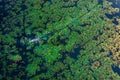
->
[0, 0, 120, 80]
[8, 54, 22, 62]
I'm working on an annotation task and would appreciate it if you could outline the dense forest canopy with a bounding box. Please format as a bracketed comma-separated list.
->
[0, 0, 120, 80]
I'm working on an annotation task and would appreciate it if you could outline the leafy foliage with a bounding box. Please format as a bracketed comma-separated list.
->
[0, 0, 120, 80]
